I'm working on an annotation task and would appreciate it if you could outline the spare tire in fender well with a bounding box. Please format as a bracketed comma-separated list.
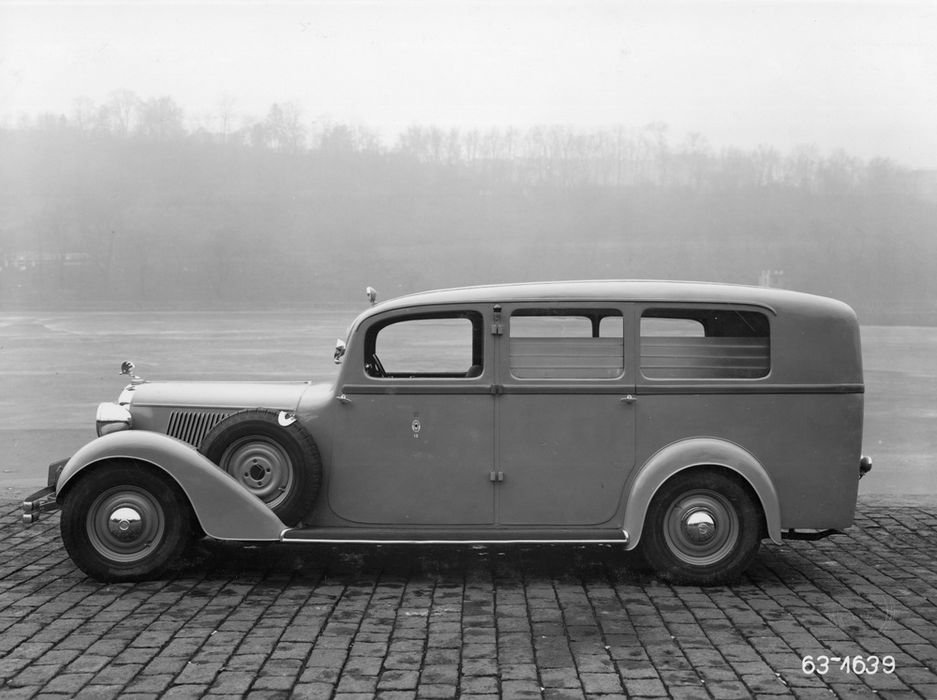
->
[199, 408, 322, 526]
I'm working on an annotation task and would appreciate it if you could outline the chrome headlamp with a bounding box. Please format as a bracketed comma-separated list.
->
[96, 402, 132, 436]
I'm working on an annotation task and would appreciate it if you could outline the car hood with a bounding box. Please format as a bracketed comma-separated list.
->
[126, 380, 318, 411]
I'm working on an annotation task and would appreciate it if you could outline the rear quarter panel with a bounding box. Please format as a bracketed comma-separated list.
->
[635, 392, 863, 529]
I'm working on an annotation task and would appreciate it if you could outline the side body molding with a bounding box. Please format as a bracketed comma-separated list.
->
[622, 438, 782, 548]
[56, 431, 285, 541]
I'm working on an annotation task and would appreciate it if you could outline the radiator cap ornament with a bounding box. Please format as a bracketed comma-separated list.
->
[120, 360, 144, 385]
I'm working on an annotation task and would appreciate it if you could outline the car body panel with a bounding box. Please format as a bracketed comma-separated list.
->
[128, 380, 311, 410]
[493, 301, 637, 526]
[623, 437, 782, 546]
[329, 391, 496, 524]
[36, 280, 867, 561]
[127, 380, 312, 433]
[497, 392, 635, 525]
[633, 393, 862, 530]
[56, 431, 285, 540]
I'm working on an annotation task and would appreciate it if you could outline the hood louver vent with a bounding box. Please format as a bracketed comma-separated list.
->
[167, 410, 233, 447]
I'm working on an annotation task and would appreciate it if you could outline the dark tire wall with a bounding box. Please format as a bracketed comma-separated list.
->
[639, 467, 764, 585]
[200, 409, 322, 526]
[61, 463, 192, 582]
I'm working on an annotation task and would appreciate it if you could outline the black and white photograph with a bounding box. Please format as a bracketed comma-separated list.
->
[2, 1, 936, 698]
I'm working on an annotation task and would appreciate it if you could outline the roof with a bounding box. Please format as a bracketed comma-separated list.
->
[362, 280, 854, 319]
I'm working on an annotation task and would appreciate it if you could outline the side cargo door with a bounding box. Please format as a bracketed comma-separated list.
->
[495, 303, 637, 526]
[329, 307, 496, 525]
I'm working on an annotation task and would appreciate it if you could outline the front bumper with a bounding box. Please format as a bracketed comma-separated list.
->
[21, 458, 67, 525]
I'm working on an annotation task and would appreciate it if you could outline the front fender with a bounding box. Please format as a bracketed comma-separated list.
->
[622, 438, 782, 549]
[57, 431, 284, 541]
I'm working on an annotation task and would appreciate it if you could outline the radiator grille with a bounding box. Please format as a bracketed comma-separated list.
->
[166, 410, 233, 447]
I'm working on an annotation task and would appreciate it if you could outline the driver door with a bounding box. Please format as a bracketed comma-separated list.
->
[329, 307, 496, 525]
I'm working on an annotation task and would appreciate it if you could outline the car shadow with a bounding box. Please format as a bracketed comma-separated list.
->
[166, 538, 835, 593]
[174, 538, 659, 586]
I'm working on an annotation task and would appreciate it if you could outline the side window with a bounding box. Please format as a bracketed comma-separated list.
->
[640, 308, 770, 379]
[509, 309, 624, 379]
[366, 312, 483, 378]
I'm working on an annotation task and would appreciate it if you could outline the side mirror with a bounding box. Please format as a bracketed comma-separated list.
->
[366, 286, 378, 305]
[333, 339, 346, 364]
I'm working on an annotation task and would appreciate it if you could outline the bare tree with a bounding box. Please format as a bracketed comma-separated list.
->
[137, 97, 186, 140]
[216, 94, 237, 143]
[354, 125, 383, 153]
[319, 123, 357, 154]
[264, 102, 306, 152]
[783, 144, 821, 191]
[106, 89, 140, 136]
[752, 145, 781, 187]
[71, 98, 97, 132]
[640, 122, 670, 186]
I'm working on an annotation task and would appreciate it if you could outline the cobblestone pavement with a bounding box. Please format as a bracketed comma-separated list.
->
[2, 499, 936, 700]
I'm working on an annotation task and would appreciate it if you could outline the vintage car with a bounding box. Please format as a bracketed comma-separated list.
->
[23, 281, 871, 585]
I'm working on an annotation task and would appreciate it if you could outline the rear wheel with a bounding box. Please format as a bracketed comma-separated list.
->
[640, 469, 762, 585]
[61, 465, 191, 582]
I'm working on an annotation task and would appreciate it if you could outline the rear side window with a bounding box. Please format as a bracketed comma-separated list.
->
[509, 309, 624, 379]
[640, 308, 770, 379]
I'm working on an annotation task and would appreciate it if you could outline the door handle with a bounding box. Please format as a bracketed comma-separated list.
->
[620, 395, 636, 404]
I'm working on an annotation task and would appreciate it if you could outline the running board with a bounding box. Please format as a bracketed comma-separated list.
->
[280, 528, 631, 545]
[280, 537, 631, 545]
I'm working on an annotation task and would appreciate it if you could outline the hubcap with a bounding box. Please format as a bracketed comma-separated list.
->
[664, 490, 740, 566]
[87, 487, 165, 563]
[107, 506, 144, 543]
[682, 509, 717, 544]
[221, 437, 293, 508]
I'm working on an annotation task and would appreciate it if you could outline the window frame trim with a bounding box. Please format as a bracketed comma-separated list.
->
[500, 303, 633, 385]
[360, 307, 488, 382]
[637, 303, 774, 384]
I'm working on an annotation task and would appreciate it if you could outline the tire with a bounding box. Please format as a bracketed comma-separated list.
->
[639, 469, 762, 585]
[200, 409, 321, 526]
[61, 465, 191, 582]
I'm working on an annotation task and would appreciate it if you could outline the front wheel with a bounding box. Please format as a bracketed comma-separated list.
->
[639, 469, 763, 585]
[61, 465, 191, 582]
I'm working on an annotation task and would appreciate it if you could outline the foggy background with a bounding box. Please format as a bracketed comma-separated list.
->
[1, 1, 936, 323]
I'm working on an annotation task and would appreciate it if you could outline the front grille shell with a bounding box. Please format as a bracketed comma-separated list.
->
[166, 410, 234, 447]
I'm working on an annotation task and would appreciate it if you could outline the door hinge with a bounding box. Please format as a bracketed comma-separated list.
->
[490, 384, 503, 395]
[489, 471, 505, 482]
[490, 323, 504, 335]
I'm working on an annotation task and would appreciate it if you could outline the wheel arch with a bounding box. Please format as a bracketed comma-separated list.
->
[57, 431, 285, 541]
[622, 438, 782, 549]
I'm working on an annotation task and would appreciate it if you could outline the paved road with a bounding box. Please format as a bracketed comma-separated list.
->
[1, 498, 936, 699]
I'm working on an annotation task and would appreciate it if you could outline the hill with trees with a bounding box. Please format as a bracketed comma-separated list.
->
[2, 93, 935, 324]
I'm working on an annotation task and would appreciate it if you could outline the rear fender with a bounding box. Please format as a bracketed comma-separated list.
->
[622, 438, 782, 548]
[57, 431, 285, 541]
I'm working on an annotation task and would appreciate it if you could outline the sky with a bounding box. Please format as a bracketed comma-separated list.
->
[1, 0, 936, 167]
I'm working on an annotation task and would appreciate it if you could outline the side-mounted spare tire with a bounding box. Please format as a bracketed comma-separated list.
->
[200, 409, 321, 526]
